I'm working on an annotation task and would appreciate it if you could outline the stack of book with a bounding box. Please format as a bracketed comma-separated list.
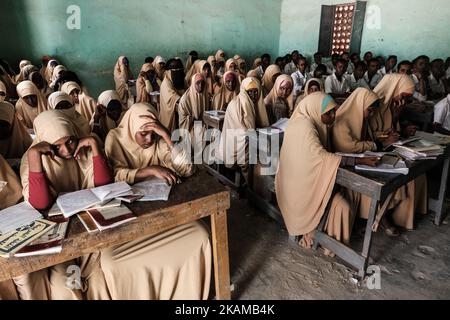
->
[394, 139, 444, 161]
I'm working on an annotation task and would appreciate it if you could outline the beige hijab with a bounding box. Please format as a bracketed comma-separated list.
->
[61, 81, 96, 122]
[20, 111, 95, 200]
[153, 56, 166, 81]
[0, 101, 33, 159]
[50, 65, 67, 87]
[114, 56, 132, 104]
[212, 71, 240, 111]
[0, 154, 22, 209]
[94, 90, 124, 139]
[160, 70, 185, 132]
[136, 63, 155, 103]
[225, 59, 238, 73]
[178, 74, 209, 133]
[207, 56, 217, 79]
[14, 60, 32, 84]
[215, 50, 225, 61]
[264, 74, 294, 119]
[237, 58, 247, 77]
[275, 92, 340, 236]
[47, 91, 91, 138]
[218, 77, 270, 165]
[44, 59, 58, 84]
[262, 64, 281, 96]
[252, 58, 261, 69]
[15, 80, 49, 128]
[370, 74, 415, 136]
[105, 103, 184, 184]
[294, 77, 324, 109]
[185, 60, 213, 93]
[0, 81, 6, 102]
[332, 88, 379, 153]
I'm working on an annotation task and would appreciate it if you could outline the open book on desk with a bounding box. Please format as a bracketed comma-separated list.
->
[258, 118, 289, 135]
[132, 178, 172, 202]
[56, 182, 133, 218]
[0, 202, 43, 236]
[48, 198, 122, 217]
[383, 136, 421, 151]
[204, 110, 226, 121]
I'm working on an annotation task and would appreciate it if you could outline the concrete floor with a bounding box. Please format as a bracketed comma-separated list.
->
[226, 191, 450, 300]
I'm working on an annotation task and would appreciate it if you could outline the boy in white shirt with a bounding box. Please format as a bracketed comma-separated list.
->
[379, 55, 397, 76]
[433, 94, 450, 135]
[348, 61, 370, 90]
[324, 59, 350, 99]
[284, 50, 300, 75]
[291, 57, 310, 101]
[428, 59, 448, 99]
[411, 56, 428, 102]
[364, 58, 383, 89]
[309, 52, 322, 75]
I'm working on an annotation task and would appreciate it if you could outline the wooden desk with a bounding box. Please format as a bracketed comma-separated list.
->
[0, 169, 232, 300]
[202, 112, 225, 131]
[314, 147, 450, 278]
[248, 134, 450, 278]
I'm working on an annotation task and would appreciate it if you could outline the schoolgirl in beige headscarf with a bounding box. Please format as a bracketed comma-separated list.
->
[13, 60, 32, 84]
[113, 56, 132, 105]
[160, 62, 186, 133]
[293, 77, 324, 109]
[264, 74, 294, 122]
[47, 91, 91, 138]
[61, 81, 96, 122]
[15, 80, 48, 129]
[49, 65, 67, 89]
[261, 64, 282, 97]
[212, 71, 240, 111]
[136, 63, 161, 105]
[217, 77, 270, 181]
[276, 92, 361, 249]
[152, 55, 166, 81]
[91, 90, 124, 141]
[44, 59, 59, 84]
[0, 80, 8, 102]
[19, 110, 112, 300]
[104, 103, 211, 299]
[0, 101, 33, 159]
[369, 74, 427, 232]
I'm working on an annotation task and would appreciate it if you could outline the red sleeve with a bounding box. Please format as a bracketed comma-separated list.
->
[93, 155, 113, 187]
[29, 171, 53, 210]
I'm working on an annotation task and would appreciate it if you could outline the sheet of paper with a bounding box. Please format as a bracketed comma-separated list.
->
[0, 202, 43, 235]
[271, 118, 289, 132]
[56, 189, 101, 218]
[90, 181, 132, 201]
[132, 178, 172, 202]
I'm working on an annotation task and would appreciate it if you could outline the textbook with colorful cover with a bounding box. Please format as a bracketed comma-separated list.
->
[56, 182, 133, 218]
[0, 219, 56, 258]
[14, 216, 70, 257]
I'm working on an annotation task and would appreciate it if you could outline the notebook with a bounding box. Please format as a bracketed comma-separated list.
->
[204, 110, 226, 120]
[56, 182, 133, 218]
[0, 219, 56, 258]
[48, 198, 122, 217]
[86, 205, 136, 231]
[14, 216, 69, 257]
[0, 202, 43, 236]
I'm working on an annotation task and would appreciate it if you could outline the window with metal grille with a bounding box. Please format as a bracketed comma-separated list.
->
[318, 1, 366, 57]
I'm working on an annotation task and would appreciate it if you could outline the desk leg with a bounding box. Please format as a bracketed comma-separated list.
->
[434, 157, 450, 225]
[211, 210, 231, 300]
[359, 198, 379, 278]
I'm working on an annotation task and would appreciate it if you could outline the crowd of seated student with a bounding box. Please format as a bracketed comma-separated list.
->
[1, 47, 450, 300]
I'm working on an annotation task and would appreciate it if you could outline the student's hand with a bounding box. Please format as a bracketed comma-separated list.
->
[379, 131, 400, 147]
[94, 103, 107, 121]
[139, 115, 172, 145]
[402, 125, 417, 138]
[356, 157, 381, 167]
[147, 166, 179, 186]
[29, 141, 55, 157]
[73, 136, 100, 158]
